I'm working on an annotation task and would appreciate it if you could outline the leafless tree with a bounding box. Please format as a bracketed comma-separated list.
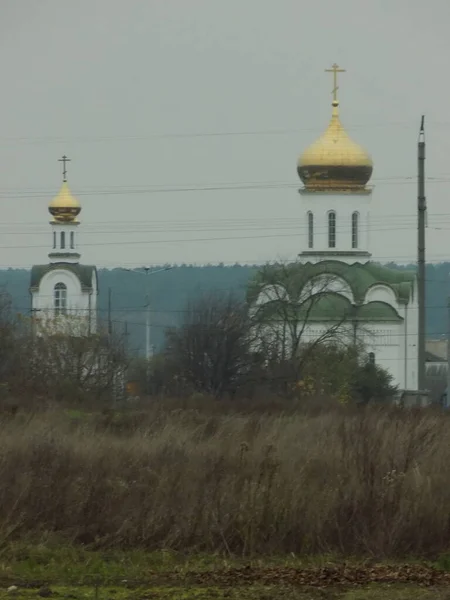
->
[13, 318, 128, 403]
[164, 293, 255, 397]
[249, 263, 354, 377]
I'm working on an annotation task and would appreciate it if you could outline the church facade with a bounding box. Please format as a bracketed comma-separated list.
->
[30, 158, 98, 336]
[250, 65, 418, 393]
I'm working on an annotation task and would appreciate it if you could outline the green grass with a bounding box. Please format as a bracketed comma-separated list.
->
[0, 543, 450, 599]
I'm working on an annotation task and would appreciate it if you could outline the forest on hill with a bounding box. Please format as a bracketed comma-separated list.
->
[1, 262, 448, 355]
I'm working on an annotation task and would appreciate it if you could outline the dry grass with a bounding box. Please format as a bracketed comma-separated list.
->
[0, 403, 449, 558]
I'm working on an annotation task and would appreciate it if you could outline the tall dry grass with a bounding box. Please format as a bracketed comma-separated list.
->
[0, 404, 449, 557]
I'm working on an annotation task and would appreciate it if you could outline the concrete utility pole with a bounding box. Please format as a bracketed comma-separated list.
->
[145, 268, 151, 360]
[108, 287, 112, 336]
[417, 116, 426, 394]
[122, 266, 173, 359]
[447, 297, 450, 408]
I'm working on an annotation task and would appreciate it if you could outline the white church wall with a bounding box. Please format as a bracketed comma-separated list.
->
[254, 316, 412, 393]
[361, 323, 405, 390]
[404, 287, 419, 391]
[90, 269, 98, 333]
[32, 268, 96, 335]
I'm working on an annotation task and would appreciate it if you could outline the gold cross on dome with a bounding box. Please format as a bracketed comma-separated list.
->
[58, 155, 71, 182]
[325, 63, 346, 103]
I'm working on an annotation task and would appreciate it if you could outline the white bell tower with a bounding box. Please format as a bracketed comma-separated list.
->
[296, 64, 374, 265]
[48, 156, 81, 264]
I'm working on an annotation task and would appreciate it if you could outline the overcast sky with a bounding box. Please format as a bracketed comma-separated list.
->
[1, 0, 449, 269]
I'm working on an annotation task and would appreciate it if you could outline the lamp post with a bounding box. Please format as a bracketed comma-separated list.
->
[122, 266, 173, 359]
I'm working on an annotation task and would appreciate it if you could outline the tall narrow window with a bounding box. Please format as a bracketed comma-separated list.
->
[70, 231, 75, 249]
[60, 231, 66, 250]
[54, 282, 67, 316]
[53, 232, 56, 249]
[352, 212, 359, 249]
[328, 211, 336, 248]
[307, 212, 314, 248]
[368, 352, 375, 365]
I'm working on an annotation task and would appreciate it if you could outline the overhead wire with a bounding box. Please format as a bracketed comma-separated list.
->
[0, 120, 448, 146]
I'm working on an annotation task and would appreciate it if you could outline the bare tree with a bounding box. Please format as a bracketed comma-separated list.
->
[164, 293, 254, 397]
[14, 318, 128, 403]
[249, 263, 353, 375]
[0, 291, 20, 382]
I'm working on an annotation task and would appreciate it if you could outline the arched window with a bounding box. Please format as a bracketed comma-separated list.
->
[352, 212, 359, 249]
[328, 211, 336, 248]
[60, 231, 66, 250]
[54, 282, 67, 316]
[70, 232, 75, 249]
[307, 212, 314, 248]
[53, 232, 56, 249]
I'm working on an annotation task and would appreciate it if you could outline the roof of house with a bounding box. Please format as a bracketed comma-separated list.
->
[30, 263, 98, 292]
[254, 291, 403, 323]
[248, 260, 415, 307]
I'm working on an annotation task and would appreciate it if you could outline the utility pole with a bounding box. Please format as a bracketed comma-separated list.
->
[447, 297, 450, 408]
[418, 115, 426, 395]
[124, 321, 129, 349]
[122, 265, 173, 360]
[145, 268, 151, 360]
[108, 287, 112, 336]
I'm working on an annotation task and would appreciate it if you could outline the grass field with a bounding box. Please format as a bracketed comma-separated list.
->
[1, 545, 450, 599]
[2, 403, 450, 597]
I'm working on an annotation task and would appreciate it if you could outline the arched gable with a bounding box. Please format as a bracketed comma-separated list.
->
[365, 283, 399, 308]
[40, 268, 83, 296]
[303, 273, 354, 304]
[254, 283, 289, 305]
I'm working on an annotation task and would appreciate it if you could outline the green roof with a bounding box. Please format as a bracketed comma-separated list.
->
[30, 263, 98, 292]
[255, 293, 403, 323]
[247, 260, 415, 306]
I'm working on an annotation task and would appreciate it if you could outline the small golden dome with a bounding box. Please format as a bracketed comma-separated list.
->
[48, 181, 81, 222]
[297, 100, 373, 191]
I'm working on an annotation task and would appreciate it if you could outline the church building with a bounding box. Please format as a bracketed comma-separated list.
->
[249, 65, 418, 393]
[30, 157, 98, 336]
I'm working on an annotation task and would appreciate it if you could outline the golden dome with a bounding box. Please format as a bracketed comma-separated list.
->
[297, 100, 373, 191]
[48, 181, 81, 222]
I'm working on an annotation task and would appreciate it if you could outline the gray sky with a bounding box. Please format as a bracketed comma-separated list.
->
[1, 0, 449, 268]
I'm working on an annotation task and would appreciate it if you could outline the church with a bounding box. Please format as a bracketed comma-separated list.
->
[30, 157, 98, 336]
[249, 65, 418, 393]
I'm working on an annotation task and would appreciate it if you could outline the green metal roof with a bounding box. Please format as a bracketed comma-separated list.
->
[247, 260, 415, 306]
[30, 263, 98, 292]
[254, 292, 403, 323]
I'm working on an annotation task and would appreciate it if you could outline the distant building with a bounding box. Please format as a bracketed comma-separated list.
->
[30, 158, 98, 335]
[249, 64, 420, 395]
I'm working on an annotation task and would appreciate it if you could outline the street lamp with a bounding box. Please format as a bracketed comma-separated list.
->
[122, 266, 173, 359]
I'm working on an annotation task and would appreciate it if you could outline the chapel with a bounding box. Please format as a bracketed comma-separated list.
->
[250, 65, 418, 392]
[30, 157, 98, 336]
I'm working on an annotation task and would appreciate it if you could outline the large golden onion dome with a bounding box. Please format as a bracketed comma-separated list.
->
[297, 100, 373, 191]
[48, 181, 81, 222]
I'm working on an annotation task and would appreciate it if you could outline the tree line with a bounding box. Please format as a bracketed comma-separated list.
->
[0, 262, 448, 355]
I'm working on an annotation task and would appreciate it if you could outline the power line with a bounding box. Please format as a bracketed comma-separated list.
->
[2, 177, 450, 200]
[0, 213, 435, 230]
[1, 227, 450, 252]
[2, 120, 450, 145]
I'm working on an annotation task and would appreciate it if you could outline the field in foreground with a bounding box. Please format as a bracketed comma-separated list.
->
[2, 545, 450, 599]
[1, 404, 450, 557]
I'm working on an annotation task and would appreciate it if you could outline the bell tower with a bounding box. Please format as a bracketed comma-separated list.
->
[297, 64, 374, 264]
